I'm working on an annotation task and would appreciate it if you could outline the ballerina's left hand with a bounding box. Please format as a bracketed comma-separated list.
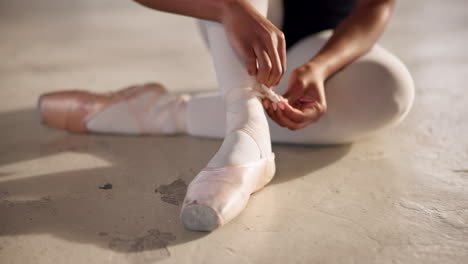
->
[262, 62, 328, 130]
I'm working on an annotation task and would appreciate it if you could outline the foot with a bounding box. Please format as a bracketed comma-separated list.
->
[38, 83, 190, 135]
[180, 87, 275, 232]
[180, 153, 275, 231]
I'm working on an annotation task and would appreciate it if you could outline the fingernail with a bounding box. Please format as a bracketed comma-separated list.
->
[273, 103, 277, 111]
[279, 102, 285, 110]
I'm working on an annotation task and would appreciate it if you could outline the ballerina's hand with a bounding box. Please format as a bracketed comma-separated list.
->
[262, 63, 327, 130]
[221, 0, 286, 87]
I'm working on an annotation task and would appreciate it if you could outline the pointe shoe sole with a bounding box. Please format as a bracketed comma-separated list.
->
[180, 153, 275, 232]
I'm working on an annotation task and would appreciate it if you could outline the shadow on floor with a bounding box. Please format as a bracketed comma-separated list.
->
[0, 108, 350, 257]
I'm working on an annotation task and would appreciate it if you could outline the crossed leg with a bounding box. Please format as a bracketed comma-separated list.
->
[187, 30, 415, 145]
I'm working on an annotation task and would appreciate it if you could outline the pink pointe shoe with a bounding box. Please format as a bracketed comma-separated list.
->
[180, 153, 276, 231]
[37, 83, 185, 134]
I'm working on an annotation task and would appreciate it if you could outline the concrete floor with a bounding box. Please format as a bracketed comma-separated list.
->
[0, 0, 467, 263]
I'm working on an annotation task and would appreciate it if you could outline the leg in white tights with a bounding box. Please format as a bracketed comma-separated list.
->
[201, 0, 272, 168]
[186, 30, 414, 144]
[179, 0, 276, 231]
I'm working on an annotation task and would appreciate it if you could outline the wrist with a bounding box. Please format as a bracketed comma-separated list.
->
[220, 0, 248, 23]
[304, 61, 327, 82]
[220, 0, 240, 22]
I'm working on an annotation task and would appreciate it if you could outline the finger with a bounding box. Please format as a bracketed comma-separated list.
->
[266, 103, 285, 126]
[233, 43, 258, 76]
[266, 103, 278, 122]
[278, 106, 314, 130]
[262, 98, 269, 110]
[277, 32, 287, 85]
[264, 38, 283, 87]
[254, 46, 272, 86]
[302, 102, 325, 122]
[278, 101, 285, 110]
[244, 49, 258, 76]
[265, 100, 273, 115]
[282, 102, 306, 123]
[275, 108, 303, 130]
[247, 58, 257, 76]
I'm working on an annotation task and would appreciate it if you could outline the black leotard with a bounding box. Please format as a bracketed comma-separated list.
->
[282, 0, 357, 49]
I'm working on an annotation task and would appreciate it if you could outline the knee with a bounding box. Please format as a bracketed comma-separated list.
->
[365, 48, 415, 126]
[325, 47, 415, 141]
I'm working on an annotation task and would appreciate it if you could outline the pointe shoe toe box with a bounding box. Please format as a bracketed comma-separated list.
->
[180, 203, 222, 232]
[38, 91, 96, 132]
[181, 178, 250, 230]
[180, 155, 275, 232]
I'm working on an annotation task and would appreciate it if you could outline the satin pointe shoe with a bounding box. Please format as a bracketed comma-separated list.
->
[180, 153, 276, 232]
[38, 83, 187, 134]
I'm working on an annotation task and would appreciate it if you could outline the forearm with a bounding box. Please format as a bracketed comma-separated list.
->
[135, 0, 287, 87]
[133, 0, 234, 22]
[310, 0, 396, 80]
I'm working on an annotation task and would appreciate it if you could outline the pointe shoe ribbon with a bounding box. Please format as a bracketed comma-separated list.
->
[180, 153, 276, 232]
[258, 84, 282, 103]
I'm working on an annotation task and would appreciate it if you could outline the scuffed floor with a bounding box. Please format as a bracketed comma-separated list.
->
[0, 0, 467, 263]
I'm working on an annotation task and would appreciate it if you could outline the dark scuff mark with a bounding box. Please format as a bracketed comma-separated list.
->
[99, 183, 113, 190]
[155, 179, 187, 206]
[0, 191, 9, 199]
[41, 196, 52, 202]
[108, 229, 176, 253]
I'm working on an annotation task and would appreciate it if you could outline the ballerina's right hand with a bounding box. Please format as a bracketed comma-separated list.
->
[221, 0, 286, 88]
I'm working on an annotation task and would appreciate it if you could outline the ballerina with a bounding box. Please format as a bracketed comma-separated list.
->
[38, 0, 414, 231]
